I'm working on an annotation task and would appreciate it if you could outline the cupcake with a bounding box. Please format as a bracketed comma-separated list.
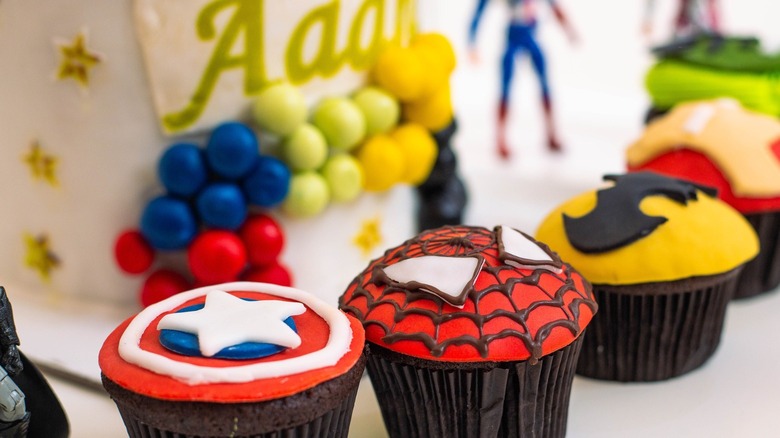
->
[536, 171, 758, 381]
[339, 225, 597, 437]
[627, 99, 780, 298]
[99, 282, 366, 437]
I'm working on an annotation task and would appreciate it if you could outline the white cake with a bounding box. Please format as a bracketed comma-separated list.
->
[0, 0, 437, 307]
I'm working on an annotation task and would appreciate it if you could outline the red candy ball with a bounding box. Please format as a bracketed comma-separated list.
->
[242, 262, 293, 287]
[115, 230, 155, 275]
[188, 230, 248, 284]
[140, 269, 190, 307]
[238, 213, 285, 266]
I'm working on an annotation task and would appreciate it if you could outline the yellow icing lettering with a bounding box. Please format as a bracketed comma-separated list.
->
[347, 0, 385, 69]
[286, 0, 342, 84]
[163, 0, 268, 132]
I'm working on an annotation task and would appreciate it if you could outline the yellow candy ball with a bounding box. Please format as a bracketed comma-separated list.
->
[403, 85, 453, 131]
[356, 135, 405, 192]
[372, 45, 426, 102]
[412, 33, 456, 74]
[391, 123, 438, 185]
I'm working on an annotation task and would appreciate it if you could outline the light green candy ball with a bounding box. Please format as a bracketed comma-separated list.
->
[252, 83, 307, 137]
[311, 97, 366, 151]
[353, 87, 400, 136]
[283, 124, 328, 171]
[282, 171, 330, 217]
[322, 154, 364, 202]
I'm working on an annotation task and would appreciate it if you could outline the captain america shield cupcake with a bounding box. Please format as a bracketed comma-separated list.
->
[99, 282, 365, 437]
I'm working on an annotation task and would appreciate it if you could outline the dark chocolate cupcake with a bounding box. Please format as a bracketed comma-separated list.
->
[99, 282, 366, 437]
[628, 99, 780, 298]
[536, 172, 759, 381]
[340, 225, 597, 438]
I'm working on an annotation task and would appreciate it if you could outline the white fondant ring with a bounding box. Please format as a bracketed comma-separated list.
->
[118, 282, 352, 385]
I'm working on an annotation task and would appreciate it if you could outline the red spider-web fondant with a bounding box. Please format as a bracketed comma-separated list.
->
[340, 226, 597, 363]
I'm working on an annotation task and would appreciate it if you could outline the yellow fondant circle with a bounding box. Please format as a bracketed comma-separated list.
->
[535, 189, 759, 285]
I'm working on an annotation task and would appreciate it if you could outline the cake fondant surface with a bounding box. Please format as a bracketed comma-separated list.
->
[0, 0, 433, 306]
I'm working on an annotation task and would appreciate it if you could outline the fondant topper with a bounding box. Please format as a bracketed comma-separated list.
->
[643, 0, 719, 40]
[468, 0, 577, 159]
[563, 172, 717, 253]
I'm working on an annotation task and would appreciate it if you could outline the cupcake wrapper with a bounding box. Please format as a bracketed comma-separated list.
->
[577, 272, 738, 382]
[113, 387, 359, 438]
[367, 336, 584, 438]
[735, 212, 780, 299]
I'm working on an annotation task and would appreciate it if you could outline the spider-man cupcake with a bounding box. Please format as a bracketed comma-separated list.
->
[99, 282, 365, 437]
[340, 225, 596, 438]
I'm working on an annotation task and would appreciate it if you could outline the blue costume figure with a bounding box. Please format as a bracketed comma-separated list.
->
[469, 0, 576, 160]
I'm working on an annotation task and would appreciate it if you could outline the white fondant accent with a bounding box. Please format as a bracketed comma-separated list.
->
[683, 103, 715, 135]
[499, 225, 553, 263]
[118, 282, 353, 385]
[157, 290, 306, 356]
[382, 255, 479, 302]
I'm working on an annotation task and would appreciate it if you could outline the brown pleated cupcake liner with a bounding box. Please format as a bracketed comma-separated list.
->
[114, 388, 358, 438]
[103, 353, 366, 438]
[577, 270, 738, 382]
[735, 211, 780, 299]
[366, 335, 584, 438]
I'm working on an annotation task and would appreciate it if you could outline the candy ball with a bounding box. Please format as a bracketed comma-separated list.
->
[311, 97, 366, 151]
[252, 82, 308, 137]
[158, 143, 207, 197]
[353, 86, 400, 136]
[282, 171, 330, 217]
[242, 262, 293, 287]
[206, 122, 259, 179]
[372, 45, 425, 102]
[115, 230, 154, 274]
[140, 196, 197, 250]
[391, 123, 438, 185]
[242, 156, 291, 208]
[140, 269, 190, 308]
[195, 183, 248, 230]
[322, 154, 363, 202]
[403, 84, 453, 131]
[283, 124, 328, 171]
[412, 33, 457, 73]
[357, 135, 405, 192]
[188, 230, 248, 284]
[238, 213, 285, 266]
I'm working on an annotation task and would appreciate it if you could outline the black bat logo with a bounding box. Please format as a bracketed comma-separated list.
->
[563, 172, 717, 254]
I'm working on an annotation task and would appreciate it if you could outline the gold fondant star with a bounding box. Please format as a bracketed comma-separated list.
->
[23, 141, 59, 187]
[24, 233, 61, 282]
[352, 218, 383, 257]
[55, 31, 101, 88]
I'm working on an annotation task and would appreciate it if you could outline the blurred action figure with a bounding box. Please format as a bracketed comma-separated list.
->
[0, 287, 68, 438]
[643, 0, 720, 39]
[468, 0, 576, 160]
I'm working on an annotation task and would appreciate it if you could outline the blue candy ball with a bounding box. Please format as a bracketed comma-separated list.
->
[195, 182, 248, 230]
[158, 143, 207, 197]
[242, 156, 291, 208]
[140, 196, 197, 250]
[206, 122, 259, 179]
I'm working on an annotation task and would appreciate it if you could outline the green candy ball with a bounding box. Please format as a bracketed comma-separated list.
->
[353, 86, 400, 135]
[283, 124, 328, 171]
[322, 154, 364, 202]
[311, 97, 366, 151]
[282, 171, 330, 217]
[252, 83, 307, 137]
